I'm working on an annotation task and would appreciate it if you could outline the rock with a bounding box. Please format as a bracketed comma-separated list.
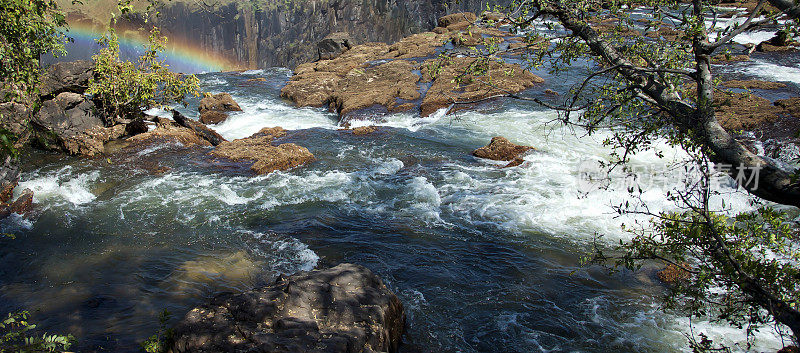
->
[503, 157, 525, 168]
[438, 12, 477, 28]
[656, 263, 691, 285]
[756, 34, 799, 52]
[318, 32, 353, 60]
[126, 117, 214, 148]
[544, 89, 559, 96]
[198, 93, 242, 114]
[351, 126, 377, 135]
[381, 32, 450, 59]
[9, 188, 33, 215]
[245, 77, 267, 82]
[473, 137, 533, 161]
[172, 110, 226, 146]
[169, 263, 404, 353]
[421, 57, 544, 117]
[124, 119, 149, 136]
[0, 155, 19, 203]
[775, 97, 800, 118]
[32, 92, 118, 156]
[199, 111, 229, 125]
[210, 129, 313, 175]
[778, 346, 800, 353]
[712, 54, 750, 63]
[0, 102, 30, 139]
[715, 90, 785, 130]
[481, 12, 505, 23]
[38, 60, 94, 99]
[722, 80, 787, 90]
[330, 60, 421, 117]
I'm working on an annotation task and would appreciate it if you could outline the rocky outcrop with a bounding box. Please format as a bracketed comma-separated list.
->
[198, 93, 242, 125]
[31, 92, 124, 156]
[0, 102, 30, 139]
[473, 136, 533, 167]
[126, 117, 216, 148]
[282, 14, 543, 120]
[169, 263, 405, 353]
[210, 127, 314, 175]
[38, 60, 94, 99]
[318, 32, 353, 60]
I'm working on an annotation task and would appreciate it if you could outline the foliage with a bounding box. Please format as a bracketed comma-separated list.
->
[0, 0, 69, 100]
[140, 309, 173, 353]
[88, 9, 200, 124]
[0, 311, 75, 352]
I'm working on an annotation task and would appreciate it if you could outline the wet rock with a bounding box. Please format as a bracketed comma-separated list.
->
[169, 263, 404, 353]
[351, 126, 377, 135]
[438, 12, 477, 28]
[9, 188, 33, 215]
[210, 128, 313, 175]
[318, 32, 353, 60]
[503, 157, 525, 168]
[775, 97, 800, 118]
[421, 57, 544, 117]
[0, 155, 19, 204]
[172, 110, 226, 146]
[246, 77, 267, 82]
[124, 119, 149, 136]
[722, 80, 787, 90]
[778, 346, 800, 353]
[198, 111, 229, 125]
[544, 89, 559, 96]
[473, 136, 534, 161]
[198, 93, 242, 114]
[32, 92, 119, 156]
[481, 12, 505, 23]
[715, 90, 785, 130]
[38, 60, 94, 99]
[756, 33, 799, 52]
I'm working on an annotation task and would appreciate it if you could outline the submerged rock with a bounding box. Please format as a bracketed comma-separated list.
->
[473, 136, 533, 162]
[210, 127, 314, 175]
[169, 263, 405, 353]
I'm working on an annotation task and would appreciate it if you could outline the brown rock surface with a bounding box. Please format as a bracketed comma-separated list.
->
[438, 12, 477, 28]
[172, 110, 226, 146]
[210, 128, 313, 175]
[127, 118, 214, 148]
[198, 93, 242, 114]
[351, 126, 377, 135]
[722, 80, 787, 90]
[656, 263, 692, 285]
[169, 263, 405, 353]
[421, 57, 544, 117]
[331, 60, 421, 116]
[775, 97, 800, 118]
[199, 110, 229, 125]
[9, 188, 33, 215]
[473, 136, 534, 161]
[715, 91, 785, 130]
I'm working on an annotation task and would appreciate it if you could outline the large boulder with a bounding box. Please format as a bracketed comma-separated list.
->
[169, 263, 405, 353]
[0, 155, 19, 203]
[210, 127, 314, 175]
[473, 136, 534, 162]
[32, 92, 124, 156]
[318, 32, 353, 60]
[715, 91, 785, 130]
[198, 93, 242, 114]
[38, 60, 94, 99]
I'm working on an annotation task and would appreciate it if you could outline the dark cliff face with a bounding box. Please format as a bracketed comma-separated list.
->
[151, 0, 496, 69]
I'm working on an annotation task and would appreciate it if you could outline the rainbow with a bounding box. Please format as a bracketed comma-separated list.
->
[60, 22, 247, 74]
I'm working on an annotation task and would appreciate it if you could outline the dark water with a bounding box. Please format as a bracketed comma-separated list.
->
[4, 17, 800, 353]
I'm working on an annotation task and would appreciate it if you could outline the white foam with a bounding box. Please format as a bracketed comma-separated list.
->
[17, 167, 99, 206]
[211, 99, 338, 140]
[741, 61, 800, 84]
[347, 108, 448, 132]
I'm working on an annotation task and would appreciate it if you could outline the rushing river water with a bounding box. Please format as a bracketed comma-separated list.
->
[3, 39, 800, 351]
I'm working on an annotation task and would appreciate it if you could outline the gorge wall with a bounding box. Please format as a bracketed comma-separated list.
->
[63, 0, 500, 70]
